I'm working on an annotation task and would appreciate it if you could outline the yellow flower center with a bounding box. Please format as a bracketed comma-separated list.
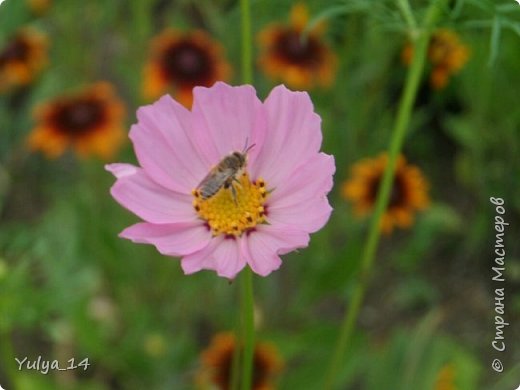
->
[192, 173, 268, 237]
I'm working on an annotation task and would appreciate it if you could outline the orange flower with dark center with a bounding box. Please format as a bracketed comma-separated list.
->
[258, 3, 337, 89]
[0, 39, 29, 64]
[27, 0, 52, 15]
[28, 82, 125, 159]
[434, 364, 456, 390]
[402, 29, 469, 89]
[342, 154, 430, 234]
[143, 29, 231, 107]
[0, 29, 47, 92]
[197, 332, 283, 390]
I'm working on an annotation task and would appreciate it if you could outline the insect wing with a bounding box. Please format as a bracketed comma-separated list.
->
[197, 167, 234, 199]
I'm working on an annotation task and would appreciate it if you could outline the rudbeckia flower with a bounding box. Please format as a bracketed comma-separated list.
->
[196, 332, 283, 390]
[143, 29, 231, 107]
[0, 28, 47, 92]
[27, 0, 51, 15]
[28, 82, 125, 159]
[257, 3, 337, 89]
[402, 29, 469, 90]
[434, 364, 456, 390]
[342, 154, 429, 234]
[107, 82, 334, 278]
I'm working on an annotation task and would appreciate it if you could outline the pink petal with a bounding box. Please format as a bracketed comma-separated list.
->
[110, 167, 196, 224]
[120, 222, 211, 257]
[181, 237, 222, 275]
[130, 95, 209, 193]
[105, 163, 139, 178]
[243, 226, 310, 276]
[268, 152, 335, 208]
[181, 236, 246, 279]
[251, 85, 322, 186]
[191, 82, 266, 168]
[212, 238, 246, 279]
[268, 196, 333, 234]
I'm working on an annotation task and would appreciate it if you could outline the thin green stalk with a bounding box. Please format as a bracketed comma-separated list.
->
[1, 329, 19, 389]
[240, 0, 253, 84]
[230, 332, 241, 390]
[323, 1, 448, 389]
[129, 0, 152, 104]
[240, 267, 255, 390]
[230, 294, 242, 390]
[239, 0, 255, 388]
[130, 0, 152, 43]
[397, 0, 418, 33]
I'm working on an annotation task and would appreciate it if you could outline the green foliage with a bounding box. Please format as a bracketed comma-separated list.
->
[0, 0, 519, 389]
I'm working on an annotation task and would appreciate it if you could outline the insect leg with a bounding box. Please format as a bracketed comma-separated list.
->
[230, 184, 238, 205]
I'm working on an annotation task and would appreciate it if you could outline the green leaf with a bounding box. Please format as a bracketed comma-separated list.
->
[488, 15, 502, 66]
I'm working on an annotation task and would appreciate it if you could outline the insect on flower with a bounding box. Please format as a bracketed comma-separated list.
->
[195, 141, 255, 203]
[107, 82, 335, 279]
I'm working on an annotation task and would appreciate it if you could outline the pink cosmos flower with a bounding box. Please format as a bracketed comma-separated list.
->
[106, 82, 334, 279]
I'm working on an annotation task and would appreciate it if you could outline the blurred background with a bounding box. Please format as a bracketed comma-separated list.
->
[0, 0, 519, 389]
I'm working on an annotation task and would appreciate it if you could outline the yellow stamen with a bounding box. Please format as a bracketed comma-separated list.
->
[193, 173, 268, 237]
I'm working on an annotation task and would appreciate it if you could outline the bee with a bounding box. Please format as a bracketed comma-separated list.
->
[196, 142, 255, 203]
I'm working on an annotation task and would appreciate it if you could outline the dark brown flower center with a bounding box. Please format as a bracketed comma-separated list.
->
[216, 348, 233, 389]
[0, 38, 29, 66]
[369, 174, 407, 209]
[52, 99, 105, 136]
[161, 41, 212, 84]
[251, 351, 270, 389]
[214, 348, 270, 390]
[275, 30, 321, 66]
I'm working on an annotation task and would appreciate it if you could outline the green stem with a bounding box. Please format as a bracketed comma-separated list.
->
[240, 267, 255, 390]
[238, 0, 255, 387]
[240, 0, 253, 84]
[0, 329, 19, 389]
[323, 1, 447, 389]
[397, 0, 418, 33]
[230, 289, 242, 390]
[235, 0, 255, 388]
[130, 0, 151, 43]
[230, 331, 241, 390]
